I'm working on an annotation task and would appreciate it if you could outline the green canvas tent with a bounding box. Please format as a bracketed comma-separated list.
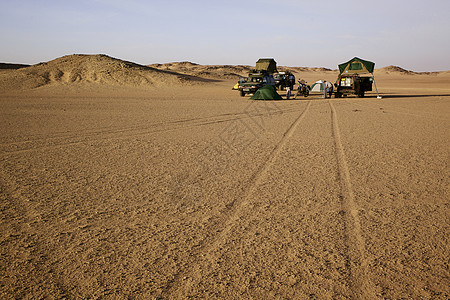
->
[255, 58, 278, 74]
[337, 57, 381, 98]
[250, 85, 282, 100]
[338, 57, 375, 75]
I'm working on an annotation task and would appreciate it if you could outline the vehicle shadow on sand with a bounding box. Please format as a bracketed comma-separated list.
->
[247, 93, 450, 101]
[379, 94, 450, 99]
[292, 93, 450, 100]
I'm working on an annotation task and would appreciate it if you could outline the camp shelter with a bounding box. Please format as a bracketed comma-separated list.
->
[310, 80, 325, 93]
[337, 57, 381, 98]
[250, 85, 282, 100]
[338, 57, 375, 75]
[255, 58, 278, 74]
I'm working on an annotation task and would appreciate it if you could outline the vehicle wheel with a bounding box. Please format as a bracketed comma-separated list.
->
[335, 92, 342, 98]
[240, 90, 245, 97]
[358, 91, 365, 98]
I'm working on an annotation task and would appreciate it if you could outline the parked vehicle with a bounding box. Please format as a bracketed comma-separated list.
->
[335, 74, 373, 98]
[237, 58, 278, 97]
[274, 71, 295, 90]
[238, 71, 275, 97]
[334, 57, 378, 98]
[298, 83, 310, 97]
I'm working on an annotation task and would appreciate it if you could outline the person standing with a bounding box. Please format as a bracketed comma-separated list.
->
[286, 86, 291, 99]
[324, 80, 333, 98]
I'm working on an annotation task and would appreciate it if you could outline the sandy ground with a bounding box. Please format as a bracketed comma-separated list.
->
[0, 70, 449, 299]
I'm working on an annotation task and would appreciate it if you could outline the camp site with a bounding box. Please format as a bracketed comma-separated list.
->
[2, 0, 450, 297]
[234, 57, 383, 100]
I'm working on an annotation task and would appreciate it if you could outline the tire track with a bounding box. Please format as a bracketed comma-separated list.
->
[160, 100, 312, 297]
[0, 112, 252, 148]
[329, 100, 376, 299]
[1, 101, 302, 149]
[1, 104, 303, 155]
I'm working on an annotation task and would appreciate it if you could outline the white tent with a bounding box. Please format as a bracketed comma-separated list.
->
[310, 80, 325, 92]
[310, 80, 326, 98]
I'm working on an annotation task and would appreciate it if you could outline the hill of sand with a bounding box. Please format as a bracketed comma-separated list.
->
[0, 54, 212, 91]
[149, 62, 253, 79]
[377, 65, 445, 76]
[149, 62, 336, 80]
[378, 65, 416, 75]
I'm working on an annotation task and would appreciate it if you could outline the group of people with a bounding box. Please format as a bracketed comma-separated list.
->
[285, 79, 333, 99]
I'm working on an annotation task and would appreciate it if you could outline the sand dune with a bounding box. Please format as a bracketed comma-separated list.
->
[377, 66, 445, 76]
[0, 54, 211, 91]
[149, 62, 253, 79]
[149, 62, 336, 80]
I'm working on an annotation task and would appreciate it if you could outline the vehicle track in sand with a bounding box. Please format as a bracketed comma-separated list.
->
[329, 100, 376, 299]
[160, 100, 312, 297]
[0, 103, 304, 155]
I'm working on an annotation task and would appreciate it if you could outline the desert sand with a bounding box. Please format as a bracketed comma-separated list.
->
[0, 55, 449, 299]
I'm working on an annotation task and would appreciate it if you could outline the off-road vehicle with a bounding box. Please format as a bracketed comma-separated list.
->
[334, 57, 380, 98]
[274, 71, 295, 90]
[238, 71, 275, 97]
[335, 74, 373, 98]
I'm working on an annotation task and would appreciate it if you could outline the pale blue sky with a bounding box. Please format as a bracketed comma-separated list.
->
[1, 0, 449, 71]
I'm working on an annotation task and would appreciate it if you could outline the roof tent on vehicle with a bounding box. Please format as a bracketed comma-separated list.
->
[337, 57, 381, 98]
[338, 57, 375, 75]
[255, 58, 278, 74]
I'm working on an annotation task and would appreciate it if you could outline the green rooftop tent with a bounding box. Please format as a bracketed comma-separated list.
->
[338, 57, 374, 75]
[255, 58, 278, 74]
[250, 85, 283, 100]
[338, 57, 381, 98]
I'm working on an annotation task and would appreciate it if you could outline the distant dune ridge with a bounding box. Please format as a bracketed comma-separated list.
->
[377, 65, 441, 75]
[0, 54, 209, 91]
[0, 54, 448, 91]
[148, 62, 336, 79]
[148, 62, 253, 79]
